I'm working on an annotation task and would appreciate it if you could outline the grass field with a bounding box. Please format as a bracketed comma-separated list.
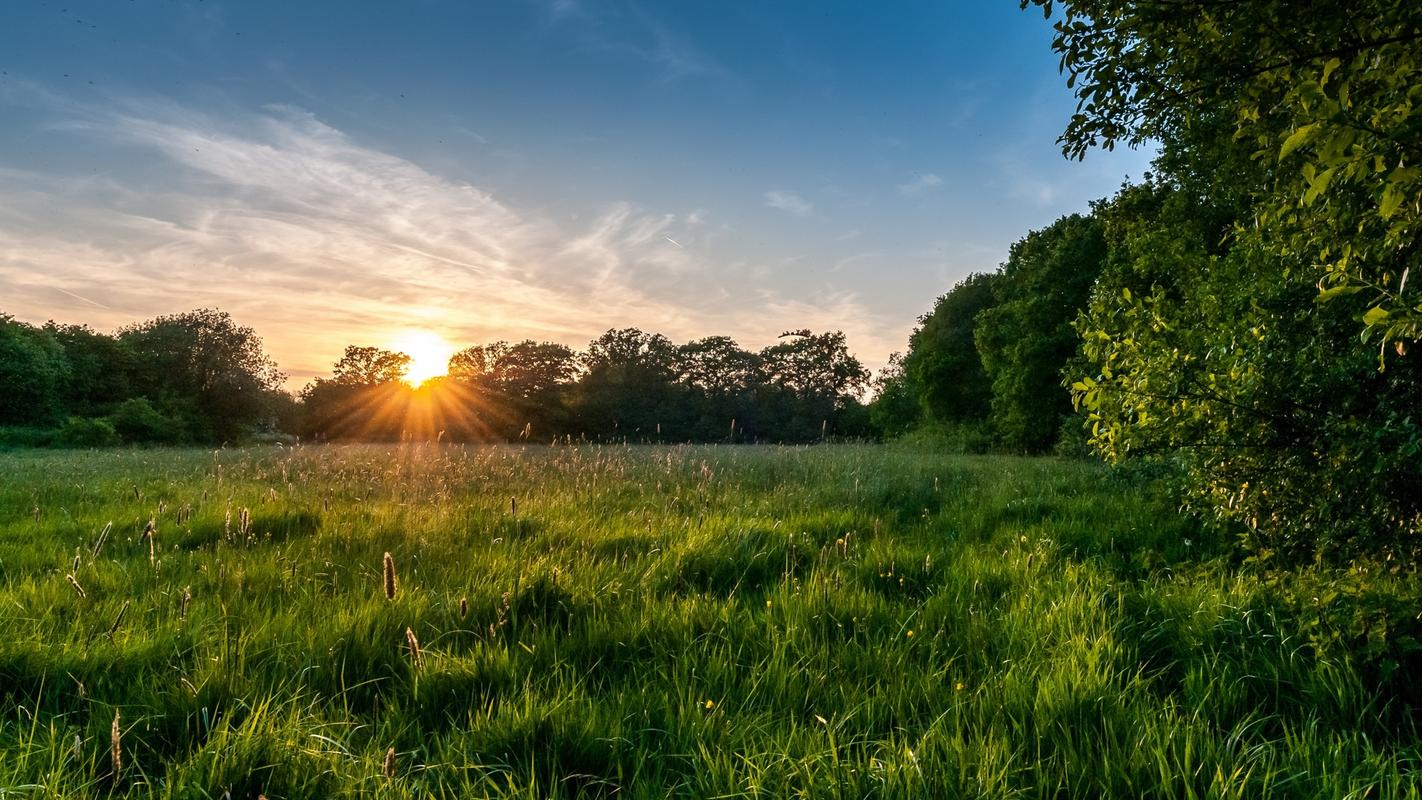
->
[0, 444, 1417, 798]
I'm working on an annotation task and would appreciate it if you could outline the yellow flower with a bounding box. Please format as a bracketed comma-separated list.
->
[954, 681, 965, 692]
[704, 699, 715, 710]
[906, 630, 914, 638]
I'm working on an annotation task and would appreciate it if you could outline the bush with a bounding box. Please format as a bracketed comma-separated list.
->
[53, 417, 119, 448]
[111, 398, 186, 444]
[0, 426, 56, 449]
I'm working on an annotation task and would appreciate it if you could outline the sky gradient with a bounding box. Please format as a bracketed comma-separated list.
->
[0, 0, 1153, 389]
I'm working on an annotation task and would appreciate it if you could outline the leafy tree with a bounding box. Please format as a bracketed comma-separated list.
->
[45, 323, 130, 417]
[447, 340, 577, 439]
[1077, 181, 1422, 563]
[0, 314, 69, 426]
[1024, 0, 1422, 354]
[757, 331, 870, 440]
[675, 336, 762, 439]
[676, 336, 761, 397]
[575, 329, 681, 438]
[119, 309, 285, 441]
[975, 214, 1106, 452]
[901, 272, 1000, 426]
[1029, 0, 1422, 562]
[331, 345, 411, 386]
[867, 352, 919, 437]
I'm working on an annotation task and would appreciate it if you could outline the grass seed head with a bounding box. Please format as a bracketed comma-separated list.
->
[405, 626, 423, 670]
[383, 747, 397, 779]
[383, 552, 398, 601]
[110, 709, 122, 777]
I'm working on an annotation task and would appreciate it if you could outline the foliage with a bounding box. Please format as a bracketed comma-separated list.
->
[110, 398, 187, 445]
[867, 353, 919, 437]
[1024, 0, 1422, 353]
[0, 444, 1416, 797]
[44, 323, 130, 418]
[330, 345, 411, 386]
[1076, 200, 1422, 563]
[0, 314, 68, 426]
[1028, 1, 1422, 563]
[901, 273, 1000, 427]
[118, 309, 286, 442]
[976, 213, 1107, 453]
[51, 416, 120, 448]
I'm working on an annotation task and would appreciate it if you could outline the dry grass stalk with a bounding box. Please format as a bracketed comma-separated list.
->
[180, 586, 192, 620]
[110, 709, 122, 777]
[458, 597, 468, 618]
[143, 519, 156, 567]
[404, 627, 423, 671]
[383, 746, 397, 779]
[383, 552, 398, 601]
[92, 522, 112, 559]
[66, 573, 86, 599]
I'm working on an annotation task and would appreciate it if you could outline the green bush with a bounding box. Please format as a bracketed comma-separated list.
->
[0, 426, 56, 449]
[111, 397, 186, 444]
[52, 416, 119, 447]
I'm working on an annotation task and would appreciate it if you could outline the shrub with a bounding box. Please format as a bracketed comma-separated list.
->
[111, 398, 185, 444]
[53, 416, 119, 448]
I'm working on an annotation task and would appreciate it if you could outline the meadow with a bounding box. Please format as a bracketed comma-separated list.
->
[0, 444, 1417, 798]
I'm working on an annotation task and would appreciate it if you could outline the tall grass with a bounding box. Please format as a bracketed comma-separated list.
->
[0, 443, 1416, 798]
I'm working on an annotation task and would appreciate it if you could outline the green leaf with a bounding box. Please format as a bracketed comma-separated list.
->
[1303, 167, 1336, 205]
[1362, 306, 1390, 326]
[1321, 57, 1341, 86]
[1380, 184, 1404, 220]
[1315, 284, 1363, 303]
[1279, 123, 1318, 161]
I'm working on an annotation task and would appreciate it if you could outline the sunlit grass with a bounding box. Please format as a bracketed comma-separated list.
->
[0, 444, 1417, 798]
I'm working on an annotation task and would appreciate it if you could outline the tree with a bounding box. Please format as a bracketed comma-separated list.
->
[575, 329, 681, 438]
[901, 272, 1000, 427]
[757, 331, 870, 441]
[1024, 0, 1422, 354]
[119, 309, 285, 441]
[1076, 180, 1422, 563]
[675, 336, 762, 439]
[331, 346, 410, 386]
[975, 214, 1106, 452]
[0, 315, 68, 426]
[45, 323, 130, 418]
[868, 353, 919, 437]
[1028, 0, 1422, 562]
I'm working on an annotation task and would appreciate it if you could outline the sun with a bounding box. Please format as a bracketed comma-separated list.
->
[390, 329, 455, 386]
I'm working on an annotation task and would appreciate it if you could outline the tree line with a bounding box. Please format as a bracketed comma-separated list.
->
[0, 312, 872, 445]
[301, 328, 872, 442]
[870, 0, 1422, 568]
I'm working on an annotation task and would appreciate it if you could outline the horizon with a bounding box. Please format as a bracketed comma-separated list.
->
[0, 1, 1153, 391]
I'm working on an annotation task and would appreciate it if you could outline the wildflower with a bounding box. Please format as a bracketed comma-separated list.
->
[954, 681, 965, 692]
[704, 699, 715, 710]
[906, 630, 914, 638]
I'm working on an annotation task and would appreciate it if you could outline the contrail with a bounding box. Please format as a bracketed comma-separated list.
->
[663, 235, 683, 248]
[53, 286, 112, 310]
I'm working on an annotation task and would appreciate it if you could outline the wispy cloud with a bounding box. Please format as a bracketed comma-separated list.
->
[0, 98, 901, 386]
[764, 190, 813, 217]
[542, 1, 730, 83]
[897, 173, 943, 196]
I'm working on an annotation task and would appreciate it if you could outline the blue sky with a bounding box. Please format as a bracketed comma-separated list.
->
[0, 0, 1152, 386]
